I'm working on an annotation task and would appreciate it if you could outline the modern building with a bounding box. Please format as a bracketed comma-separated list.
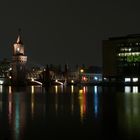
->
[11, 32, 27, 85]
[102, 34, 140, 83]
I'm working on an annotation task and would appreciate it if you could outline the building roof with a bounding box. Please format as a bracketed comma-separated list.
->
[109, 34, 140, 40]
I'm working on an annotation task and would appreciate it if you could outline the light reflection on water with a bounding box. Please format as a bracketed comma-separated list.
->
[0, 85, 139, 139]
[93, 86, 99, 118]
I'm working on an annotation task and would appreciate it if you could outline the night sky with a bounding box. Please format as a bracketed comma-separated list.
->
[0, 0, 140, 67]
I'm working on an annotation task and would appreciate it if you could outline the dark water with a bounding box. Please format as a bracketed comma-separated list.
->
[0, 85, 140, 140]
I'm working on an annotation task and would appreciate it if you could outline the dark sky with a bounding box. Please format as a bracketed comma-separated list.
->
[0, 0, 140, 67]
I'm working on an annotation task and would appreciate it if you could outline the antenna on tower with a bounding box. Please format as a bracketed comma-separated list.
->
[16, 28, 23, 44]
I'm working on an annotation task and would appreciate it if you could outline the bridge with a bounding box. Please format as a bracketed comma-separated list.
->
[30, 78, 65, 86]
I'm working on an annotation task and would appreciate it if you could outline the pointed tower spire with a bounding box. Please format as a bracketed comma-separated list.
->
[16, 28, 23, 44]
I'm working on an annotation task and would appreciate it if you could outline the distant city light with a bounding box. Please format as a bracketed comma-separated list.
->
[31, 78, 34, 82]
[94, 76, 98, 80]
[82, 76, 87, 81]
[71, 80, 74, 83]
[80, 69, 84, 73]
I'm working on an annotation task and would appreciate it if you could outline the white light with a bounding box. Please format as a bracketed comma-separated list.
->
[133, 86, 138, 93]
[104, 77, 107, 80]
[94, 76, 98, 80]
[71, 85, 74, 93]
[0, 80, 4, 85]
[55, 79, 58, 82]
[31, 78, 34, 82]
[125, 86, 131, 93]
[125, 78, 131, 82]
[17, 47, 20, 52]
[71, 80, 74, 83]
[94, 86, 97, 94]
[133, 78, 138, 82]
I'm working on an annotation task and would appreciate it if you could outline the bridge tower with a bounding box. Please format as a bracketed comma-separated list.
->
[11, 30, 27, 85]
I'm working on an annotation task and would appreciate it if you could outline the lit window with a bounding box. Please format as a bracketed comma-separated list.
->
[133, 86, 138, 93]
[125, 78, 131, 82]
[132, 78, 138, 82]
[17, 47, 20, 52]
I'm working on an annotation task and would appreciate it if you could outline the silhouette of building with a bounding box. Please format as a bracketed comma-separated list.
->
[11, 31, 27, 85]
[103, 34, 140, 83]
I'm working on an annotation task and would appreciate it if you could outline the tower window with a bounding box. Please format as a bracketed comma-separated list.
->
[17, 47, 20, 52]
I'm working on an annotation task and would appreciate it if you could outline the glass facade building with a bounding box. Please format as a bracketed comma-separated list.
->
[103, 34, 140, 83]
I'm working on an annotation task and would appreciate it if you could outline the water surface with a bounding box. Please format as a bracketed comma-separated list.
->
[0, 85, 139, 140]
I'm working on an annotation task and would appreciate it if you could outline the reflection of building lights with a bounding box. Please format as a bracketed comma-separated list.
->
[0, 85, 3, 93]
[93, 86, 98, 117]
[125, 86, 131, 93]
[55, 86, 58, 114]
[15, 93, 20, 140]
[8, 88, 12, 124]
[79, 89, 83, 94]
[83, 86, 86, 94]
[55, 86, 58, 94]
[71, 85, 74, 93]
[31, 86, 35, 118]
[94, 86, 98, 94]
[79, 87, 87, 122]
[31, 86, 35, 94]
[133, 86, 138, 93]
[9, 86, 12, 94]
[71, 86, 74, 114]
[0, 80, 4, 85]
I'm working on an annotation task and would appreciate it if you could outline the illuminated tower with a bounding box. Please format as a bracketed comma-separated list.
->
[11, 31, 27, 85]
